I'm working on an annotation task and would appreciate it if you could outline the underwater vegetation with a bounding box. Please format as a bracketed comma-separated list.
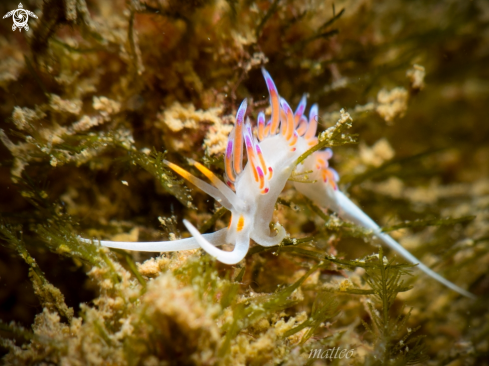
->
[1, 0, 489, 365]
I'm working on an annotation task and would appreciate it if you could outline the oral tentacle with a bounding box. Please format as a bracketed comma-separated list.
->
[183, 219, 250, 265]
[250, 222, 287, 247]
[79, 228, 228, 252]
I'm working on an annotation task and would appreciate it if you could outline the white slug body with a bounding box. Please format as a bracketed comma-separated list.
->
[81, 68, 475, 298]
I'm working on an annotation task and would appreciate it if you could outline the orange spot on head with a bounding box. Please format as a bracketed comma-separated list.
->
[237, 216, 245, 232]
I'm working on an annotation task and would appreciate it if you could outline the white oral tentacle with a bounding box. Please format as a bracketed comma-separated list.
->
[250, 223, 287, 247]
[183, 220, 250, 264]
[79, 228, 228, 252]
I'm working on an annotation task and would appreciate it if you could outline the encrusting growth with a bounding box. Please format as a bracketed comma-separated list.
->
[80, 69, 475, 298]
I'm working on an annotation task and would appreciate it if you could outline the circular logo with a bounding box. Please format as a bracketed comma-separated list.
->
[3, 3, 38, 32]
[12, 8, 29, 30]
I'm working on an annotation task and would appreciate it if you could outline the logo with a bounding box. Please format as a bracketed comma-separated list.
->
[3, 3, 38, 32]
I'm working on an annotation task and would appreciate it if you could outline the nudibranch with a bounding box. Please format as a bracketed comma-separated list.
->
[81, 69, 475, 298]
